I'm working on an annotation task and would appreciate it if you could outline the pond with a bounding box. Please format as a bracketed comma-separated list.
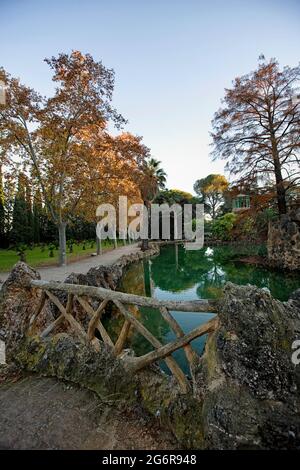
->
[115, 244, 300, 375]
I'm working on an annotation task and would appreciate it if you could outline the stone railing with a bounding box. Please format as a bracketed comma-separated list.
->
[29, 279, 218, 393]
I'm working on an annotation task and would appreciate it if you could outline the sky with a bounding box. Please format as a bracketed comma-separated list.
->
[1, 0, 300, 193]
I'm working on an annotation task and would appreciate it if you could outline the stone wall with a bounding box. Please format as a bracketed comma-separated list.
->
[195, 283, 300, 449]
[268, 209, 300, 271]
[65, 243, 160, 289]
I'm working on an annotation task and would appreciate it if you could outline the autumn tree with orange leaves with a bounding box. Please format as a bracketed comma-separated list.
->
[0, 51, 149, 265]
[211, 56, 300, 216]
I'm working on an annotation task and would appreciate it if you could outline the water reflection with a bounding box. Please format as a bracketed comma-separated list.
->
[148, 244, 300, 301]
[116, 244, 300, 374]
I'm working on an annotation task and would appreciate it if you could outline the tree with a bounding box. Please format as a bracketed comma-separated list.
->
[1, 171, 15, 247]
[25, 179, 34, 243]
[194, 174, 228, 219]
[0, 51, 127, 265]
[154, 189, 201, 240]
[211, 56, 300, 215]
[141, 158, 167, 202]
[81, 129, 149, 252]
[140, 158, 167, 250]
[32, 189, 43, 244]
[155, 189, 196, 205]
[10, 174, 30, 245]
[0, 166, 5, 246]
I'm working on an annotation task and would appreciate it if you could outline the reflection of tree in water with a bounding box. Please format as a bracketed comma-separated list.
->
[149, 244, 300, 301]
[150, 245, 227, 296]
[105, 261, 171, 355]
[120, 262, 146, 296]
[129, 306, 170, 356]
[150, 245, 213, 293]
[222, 262, 300, 301]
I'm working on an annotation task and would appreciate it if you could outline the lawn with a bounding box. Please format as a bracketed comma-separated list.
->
[0, 239, 121, 272]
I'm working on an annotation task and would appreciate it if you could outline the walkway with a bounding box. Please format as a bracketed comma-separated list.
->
[0, 374, 175, 450]
[0, 243, 140, 283]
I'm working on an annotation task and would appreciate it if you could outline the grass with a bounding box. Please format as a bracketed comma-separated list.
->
[0, 239, 123, 272]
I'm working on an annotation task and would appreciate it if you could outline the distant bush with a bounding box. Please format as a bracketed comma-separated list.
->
[231, 214, 255, 240]
[255, 208, 278, 235]
[257, 244, 268, 257]
[15, 244, 28, 262]
[48, 243, 56, 258]
[67, 238, 75, 253]
[211, 213, 237, 240]
[204, 220, 213, 233]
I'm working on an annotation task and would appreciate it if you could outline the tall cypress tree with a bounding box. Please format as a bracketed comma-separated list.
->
[33, 189, 42, 244]
[10, 174, 29, 245]
[0, 166, 5, 247]
[25, 180, 34, 244]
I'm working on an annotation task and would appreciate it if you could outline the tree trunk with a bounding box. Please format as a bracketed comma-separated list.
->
[141, 200, 150, 251]
[141, 238, 149, 251]
[271, 136, 287, 215]
[143, 260, 151, 296]
[269, 120, 287, 215]
[275, 180, 287, 215]
[212, 204, 216, 220]
[96, 235, 102, 255]
[114, 235, 118, 249]
[58, 221, 67, 266]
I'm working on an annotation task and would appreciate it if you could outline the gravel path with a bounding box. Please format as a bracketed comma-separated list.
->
[0, 243, 140, 283]
[0, 374, 175, 450]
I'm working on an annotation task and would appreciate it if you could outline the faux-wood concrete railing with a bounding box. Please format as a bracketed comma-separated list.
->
[29, 279, 219, 393]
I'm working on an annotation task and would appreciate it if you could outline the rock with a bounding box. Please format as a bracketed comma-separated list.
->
[289, 289, 300, 309]
[268, 212, 300, 271]
[195, 282, 300, 449]
[15, 331, 202, 447]
[291, 208, 300, 223]
[16, 334, 137, 404]
[0, 263, 42, 362]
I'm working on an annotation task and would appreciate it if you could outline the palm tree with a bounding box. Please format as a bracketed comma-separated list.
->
[140, 158, 167, 251]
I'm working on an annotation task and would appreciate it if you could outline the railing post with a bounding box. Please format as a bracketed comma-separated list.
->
[160, 306, 198, 378]
[114, 320, 131, 355]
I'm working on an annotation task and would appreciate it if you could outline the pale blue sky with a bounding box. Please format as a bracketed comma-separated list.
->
[1, 0, 300, 193]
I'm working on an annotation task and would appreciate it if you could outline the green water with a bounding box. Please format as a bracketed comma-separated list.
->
[117, 244, 300, 374]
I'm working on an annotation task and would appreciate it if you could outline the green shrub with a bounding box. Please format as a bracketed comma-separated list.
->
[204, 219, 212, 234]
[67, 238, 74, 253]
[211, 213, 237, 240]
[241, 216, 255, 236]
[257, 244, 267, 257]
[48, 243, 56, 258]
[255, 208, 278, 234]
[16, 244, 28, 262]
